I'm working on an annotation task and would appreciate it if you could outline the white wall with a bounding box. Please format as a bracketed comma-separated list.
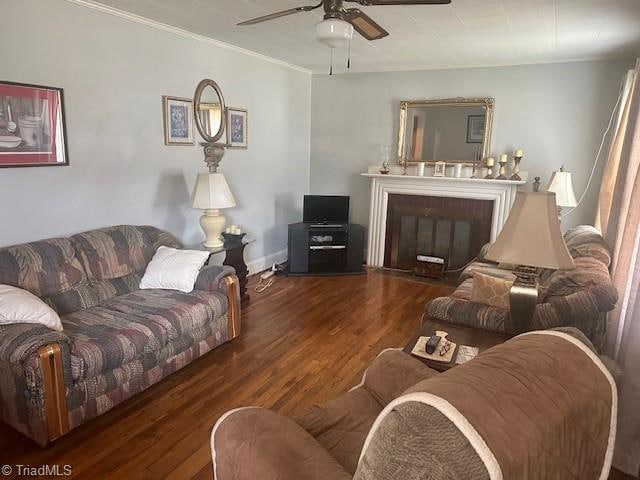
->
[310, 59, 633, 229]
[0, 0, 311, 269]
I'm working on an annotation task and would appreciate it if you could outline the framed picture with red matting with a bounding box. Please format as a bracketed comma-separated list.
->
[0, 81, 69, 168]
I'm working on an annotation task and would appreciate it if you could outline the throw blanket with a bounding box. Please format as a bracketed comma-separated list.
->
[358, 331, 617, 480]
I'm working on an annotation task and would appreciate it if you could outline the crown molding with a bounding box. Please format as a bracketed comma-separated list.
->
[64, 0, 312, 75]
[310, 55, 634, 75]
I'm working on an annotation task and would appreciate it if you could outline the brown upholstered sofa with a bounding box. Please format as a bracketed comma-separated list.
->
[211, 328, 616, 480]
[0, 225, 240, 446]
[426, 225, 618, 351]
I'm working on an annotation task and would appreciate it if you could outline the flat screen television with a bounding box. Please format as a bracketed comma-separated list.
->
[303, 195, 349, 224]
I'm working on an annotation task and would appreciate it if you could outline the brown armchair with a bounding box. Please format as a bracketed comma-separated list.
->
[211, 330, 616, 480]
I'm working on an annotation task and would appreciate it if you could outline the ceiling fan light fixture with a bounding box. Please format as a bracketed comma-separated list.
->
[316, 18, 354, 48]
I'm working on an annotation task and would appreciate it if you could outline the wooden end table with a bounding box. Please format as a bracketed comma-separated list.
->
[404, 318, 513, 372]
[201, 238, 254, 304]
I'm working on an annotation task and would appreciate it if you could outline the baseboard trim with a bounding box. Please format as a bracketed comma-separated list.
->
[246, 249, 287, 276]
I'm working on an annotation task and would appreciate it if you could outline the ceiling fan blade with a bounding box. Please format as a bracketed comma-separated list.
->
[344, 8, 389, 41]
[346, 0, 451, 5]
[238, 4, 320, 26]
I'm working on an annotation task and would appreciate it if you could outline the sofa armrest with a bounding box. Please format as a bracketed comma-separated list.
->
[535, 285, 618, 351]
[0, 324, 71, 445]
[194, 266, 241, 340]
[0, 323, 70, 366]
[360, 349, 438, 406]
[194, 265, 236, 293]
[211, 407, 351, 480]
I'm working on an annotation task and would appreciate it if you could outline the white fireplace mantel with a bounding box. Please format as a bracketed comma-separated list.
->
[362, 172, 527, 267]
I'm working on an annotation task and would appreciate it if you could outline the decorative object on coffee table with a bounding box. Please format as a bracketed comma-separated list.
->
[410, 330, 456, 363]
[484, 156, 495, 179]
[546, 166, 577, 222]
[510, 149, 523, 180]
[0, 81, 69, 168]
[497, 153, 508, 179]
[485, 191, 575, 333]
[191, 172, 236, 249]
[404, 319, 511, 372]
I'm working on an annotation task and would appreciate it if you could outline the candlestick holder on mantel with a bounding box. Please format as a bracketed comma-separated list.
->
[470, 157, 478, 178]
[510, 149, 524, 181]
[497, 154, 508, 180]
[484, 157, 495, 179]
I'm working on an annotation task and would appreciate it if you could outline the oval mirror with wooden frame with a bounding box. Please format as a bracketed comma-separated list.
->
[194, 79, 226, 144]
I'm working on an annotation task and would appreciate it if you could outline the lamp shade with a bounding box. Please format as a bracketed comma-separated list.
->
[191, 172, 236, 210]
[547, 170, 577, 208]
[485, 192, 575, 270]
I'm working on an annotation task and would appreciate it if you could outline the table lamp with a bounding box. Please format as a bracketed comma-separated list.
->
[546, 166, 577, 222]
[191, 172, 236, 249]
[485, 191, 575, 333]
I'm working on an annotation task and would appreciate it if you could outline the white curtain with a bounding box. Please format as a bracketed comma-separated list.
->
[596, 59, 640, 476]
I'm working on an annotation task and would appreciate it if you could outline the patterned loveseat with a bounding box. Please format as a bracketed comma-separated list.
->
[0, 225, 240, 446]
[426, 225, 618, 351]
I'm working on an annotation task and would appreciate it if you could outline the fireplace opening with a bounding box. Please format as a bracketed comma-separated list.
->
[384, 194, 493, 273]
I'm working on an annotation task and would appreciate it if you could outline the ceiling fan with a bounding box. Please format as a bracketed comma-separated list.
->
[238, 0, 452, 48]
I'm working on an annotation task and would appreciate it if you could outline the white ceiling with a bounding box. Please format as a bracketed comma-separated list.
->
[91, 0, 640, 73]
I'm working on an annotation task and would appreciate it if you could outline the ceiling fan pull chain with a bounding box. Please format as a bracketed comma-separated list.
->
[330, 48, 334, 76]
[347, 37, 351, 69]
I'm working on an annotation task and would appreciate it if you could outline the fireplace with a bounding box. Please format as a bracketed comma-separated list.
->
[384, 194, 493, 271]
[361, 171, 526, 268]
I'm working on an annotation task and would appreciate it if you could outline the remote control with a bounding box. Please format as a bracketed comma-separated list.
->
[425, 335, 441, 355]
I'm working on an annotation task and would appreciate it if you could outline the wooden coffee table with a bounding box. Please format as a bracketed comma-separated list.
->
[404, 318, 513, 372]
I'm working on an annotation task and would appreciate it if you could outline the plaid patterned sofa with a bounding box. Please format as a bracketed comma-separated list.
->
[426, 225, 618, 351]
[0, 225, 240, 446]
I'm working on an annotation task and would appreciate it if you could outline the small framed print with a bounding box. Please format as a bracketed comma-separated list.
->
[0, 81, 69, 168]
[226, 107, 248, 149]
[466, 114, 485, 144]
[162, 96, 194, 145]
[434, 161, 447, 177]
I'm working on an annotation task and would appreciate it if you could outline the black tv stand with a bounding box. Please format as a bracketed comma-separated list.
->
[287, 222, 365, 276]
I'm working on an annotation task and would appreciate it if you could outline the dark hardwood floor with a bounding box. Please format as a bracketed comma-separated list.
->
[0, 271, 452, 479]
[1, 270, 635, 479]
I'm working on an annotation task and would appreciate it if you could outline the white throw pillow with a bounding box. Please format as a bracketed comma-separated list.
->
[140, 246, 210, 293]
[0, 284, 64, 331]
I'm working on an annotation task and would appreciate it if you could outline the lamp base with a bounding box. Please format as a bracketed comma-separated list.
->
[509, 265, 539, 334]
[200, 209, 226, 249]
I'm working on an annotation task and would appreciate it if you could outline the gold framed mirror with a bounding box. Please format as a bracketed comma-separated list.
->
[397, 97, 494, 165]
